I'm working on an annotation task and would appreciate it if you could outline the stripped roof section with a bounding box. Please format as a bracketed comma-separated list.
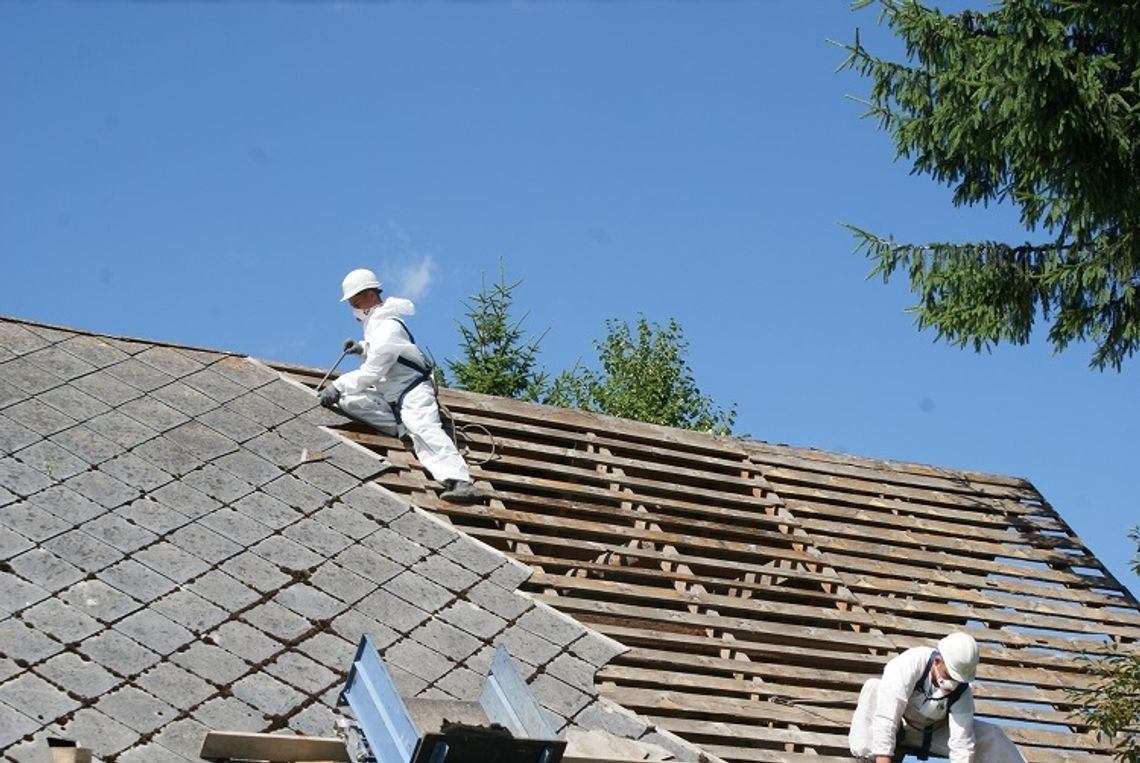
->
[0, 317, 704, 763]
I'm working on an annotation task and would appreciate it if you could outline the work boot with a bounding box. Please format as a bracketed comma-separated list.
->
[440, 479, 479, 504]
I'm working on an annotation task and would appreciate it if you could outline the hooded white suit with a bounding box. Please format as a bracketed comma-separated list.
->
[332, 297, 471, 484]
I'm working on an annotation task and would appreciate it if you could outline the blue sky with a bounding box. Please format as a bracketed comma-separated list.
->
[2, 2, 1136, 596]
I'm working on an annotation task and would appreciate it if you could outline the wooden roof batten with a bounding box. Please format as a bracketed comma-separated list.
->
[273, 362, 1139, 763]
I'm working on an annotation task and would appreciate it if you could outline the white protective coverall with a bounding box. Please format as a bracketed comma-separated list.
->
[331, 297, 471, 485]
[848, 646, 1025, 763]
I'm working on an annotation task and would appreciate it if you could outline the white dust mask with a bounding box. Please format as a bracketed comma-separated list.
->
[353, 307, 372, 323]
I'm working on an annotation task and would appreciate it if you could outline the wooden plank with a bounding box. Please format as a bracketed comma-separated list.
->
[199, 731, 350, 762]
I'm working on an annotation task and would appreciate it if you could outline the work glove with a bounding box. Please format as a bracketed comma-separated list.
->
[343, 338, 364, 355]
[318, 385, 342, 409]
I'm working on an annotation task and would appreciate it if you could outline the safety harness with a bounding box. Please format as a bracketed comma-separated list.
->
[901, 651, 968, 761]
[387, 318, 434, 425]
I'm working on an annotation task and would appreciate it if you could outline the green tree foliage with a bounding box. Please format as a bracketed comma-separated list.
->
[840, 0, 1140, 369]
[545, 316, 736, 435]
[446, 261, 548, 401]
[1074, 527, 1140, 761]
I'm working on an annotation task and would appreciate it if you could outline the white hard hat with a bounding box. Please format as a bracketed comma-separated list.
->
[938, 632, 979, 683]
[340, 268, 381, 302]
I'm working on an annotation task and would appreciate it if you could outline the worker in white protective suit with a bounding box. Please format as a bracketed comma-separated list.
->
[849, 632, 1025, 763]
[319, 268, 479, 504]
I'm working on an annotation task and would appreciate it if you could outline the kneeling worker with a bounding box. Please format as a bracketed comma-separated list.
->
[319, 268, 479, 504]
[849, 631, 1025, 763]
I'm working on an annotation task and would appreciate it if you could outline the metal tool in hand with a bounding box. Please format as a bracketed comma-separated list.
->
[316, 338, 364, 393]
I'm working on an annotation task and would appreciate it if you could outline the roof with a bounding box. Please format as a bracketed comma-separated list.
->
[2, 315, 1137, 763]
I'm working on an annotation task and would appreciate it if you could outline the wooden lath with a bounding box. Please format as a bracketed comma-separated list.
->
[271, 364, 1135, 763]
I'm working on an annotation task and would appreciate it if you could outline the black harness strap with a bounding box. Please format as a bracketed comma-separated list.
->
[903, 652, 968, 761]
[387, 318, 433, 425]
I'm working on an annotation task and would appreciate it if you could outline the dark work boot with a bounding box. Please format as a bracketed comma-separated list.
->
[440, 479, 479, 504]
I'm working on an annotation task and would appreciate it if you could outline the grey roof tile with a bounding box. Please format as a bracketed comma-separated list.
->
[1, 502, 72, 543]
[261, 474, 329, 516]
[99, 452, 174, 492]
[28, 485, 105, 524]
[0, 617, 63, 663]
[165, 421, 239, 462]
[495, 626, 562, 668]
[42, 530, 123, 572]
[71, 369, 144, 406]
[308, 562, 374, 606]
[167, 522, 242, 564]
[308, 504, 376, 540]
[7, 548, 84, 592]
[150, 381, 218, 417]
[388, 511, 459, 552]
[118, 396, 192, 432]
[232, 670, 305, 716]
[359, 528, 427, 567]
[274, 416, 342, 452]
[411, 554, 479, 594]
[241, 600, 311, 642]
[356, 590, 429, 635]
[118, 495, 192, 534]
[181, 464, 255, 504]
[0, 483, 16, 508]
[439, 600, 507, 641]
[48, 424, 125, 465]
[60, 579, 141, 624]
[150, 717, 212, 762]
[329, 610, 398, 651]
[182, 368, 248, 404]
[195, 407, 267, 444]
[1, 356, 62, 395]
[282, 519, 352, 558]
[56, 334, 133, 369]
[98, 559, 180, 604]
[295, 631, 355, 671]
[214, 448, 285, 486]
[288, 703, 345, 738]
[210, 620, 280, 665]
[37, 384, 112, 420]
[21, 323, 75, 344]
[340, 485, 409, 524]
[36, 651, 120, 700]
[172, 643, 250, 686]
[134, 346, 206, 379]
[86, 410, 159, 449]
[433, 666, 485, 702]
[263, 650, 337, 695]
[104, 357, 177, 392]
[131, 437, 199, 478]
[0, 377, 22, 409]
[332, 544, 401, 586]
[385, 571, 453, 613]
[64, 469, 139, 509]
[136, 663, 214, 711]
[321, 441, 390, 480]
[134, 541, 210, 583]
[0, 571, 51, 615]
[0, 413, 41, 453]
[440, 537, 507, 577]
[23, 345, 98, 381]
[258, 378, 318, 415]
[251, 535, 325, 572]
[531, 672, 590, 721]
[273, 583, 346, 622]
[3, 398, 77, 437]
[225, 391, 294, 428]
[95, 685, 178, 734]
[119, 742, 200, 763]
[0, 704, 44, 749]
[243, 431, 302, 469]
[21, 597, 102, 643]
[0, 321, 50, 356]
[292, 460, 358, 496]
[192, 696, 267, 734]
[219, 552, 291, 594]
[81, 513, 158, 553]
[488, 557, 532, 590]
[200, 507, 275, 547]
[187, 570, 260, 612]
[517, 604, 587, 648]
[231, 490, 302, 530]
[209, 356, 278, 388]
[152, 588, 229, 633]
[546, 652, 598, 694]
[409, 619, 482, 662]
[14, 440, 92, 482]
[387, 662, 430, 698]
[384, 638, 453, 684]
[148, 481, 220, 520]
[116, 609, 195, 656]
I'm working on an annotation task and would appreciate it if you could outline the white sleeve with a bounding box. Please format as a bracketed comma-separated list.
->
[947, 688, 976, 763]
[333, 317, 404, 395]
[871, 650, 925, 756]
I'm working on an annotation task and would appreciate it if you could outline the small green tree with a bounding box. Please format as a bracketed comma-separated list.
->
[447, 261, 548, 401]
[1074, 527, 1140, 761]
[546, 316, 736, 435]
[840, 0, 1140, 370]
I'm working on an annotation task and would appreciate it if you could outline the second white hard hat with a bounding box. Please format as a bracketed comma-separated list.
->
[340, 268, 381, 302]
[938, 632, 979, 683]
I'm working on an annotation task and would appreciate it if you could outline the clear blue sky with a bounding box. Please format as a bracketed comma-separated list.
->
[2, 2, 1136, 596]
